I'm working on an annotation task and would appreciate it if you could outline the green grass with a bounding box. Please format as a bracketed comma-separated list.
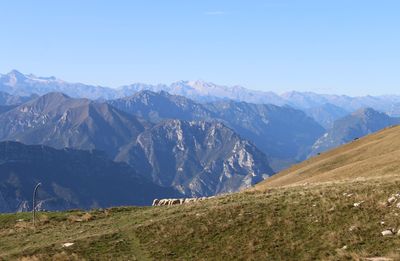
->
[2, 176, 400, 260]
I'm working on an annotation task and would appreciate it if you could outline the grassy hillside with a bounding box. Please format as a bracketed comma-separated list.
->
[2, 176, 400, 260]
[255, 125, 400, 190]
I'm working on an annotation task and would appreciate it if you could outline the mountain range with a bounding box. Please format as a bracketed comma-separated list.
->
[109, 90, 324, 170]
[2, 70, 400, 118]
[0, 92, 275, 202]
[1, 69, 400, 212]
[0, 82, 397, 175]
[0, 92, 148, 157]
[310, 108, 400, 157]
[0, 70, 115, 100]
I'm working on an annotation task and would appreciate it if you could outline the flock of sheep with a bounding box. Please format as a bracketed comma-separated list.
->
[152, 196, 215, 206]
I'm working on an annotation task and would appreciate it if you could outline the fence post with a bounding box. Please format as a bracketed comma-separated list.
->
[32, 182, 41, 226]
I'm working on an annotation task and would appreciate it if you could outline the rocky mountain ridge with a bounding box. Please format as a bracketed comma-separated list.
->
[110, 90, 325, 171]
[116, 120, 273, 196]
[310, 108, 400, 157]
[0, 93, 274, 199]
[0, 92, 148, 157]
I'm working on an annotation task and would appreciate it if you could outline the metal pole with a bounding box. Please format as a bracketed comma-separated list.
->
[32, 182, 41, 226]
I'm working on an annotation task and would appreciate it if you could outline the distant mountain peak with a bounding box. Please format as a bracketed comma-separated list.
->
[4, 70, 27, 85]
[41, 91, 71, 99]
[7, 69, 25, 77]
[2, 70, 62, 85]
[188, 80, 216, 86]
[27, 92, 74, 108]
[353, 107, 379, 114]
[352, 107, 388, 119]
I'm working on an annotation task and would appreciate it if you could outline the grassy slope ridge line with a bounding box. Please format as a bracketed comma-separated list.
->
[255, 125, 400, 190]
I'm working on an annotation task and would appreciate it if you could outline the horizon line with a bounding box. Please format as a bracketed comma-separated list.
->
[1, 69, 399, 98]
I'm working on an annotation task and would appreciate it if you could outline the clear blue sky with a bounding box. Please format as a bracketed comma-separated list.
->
[0, 1, 399, 95]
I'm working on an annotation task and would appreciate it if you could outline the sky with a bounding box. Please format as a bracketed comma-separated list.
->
[0, 0, 399, 96]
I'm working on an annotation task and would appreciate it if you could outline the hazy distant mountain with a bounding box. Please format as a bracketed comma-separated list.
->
[0, 92, 147, 157]
[387, 103, 400, 117]
[108, 90, 215, 123]
[116, 120, 274, 197]
[310, 108, 400, 157]
[281, 91, 400, 113]
[304, 103, 349, 129]
[0, 91, 37, 114]
[2, 70, 400, 117]
[0, 91, 36, 106]
[0, 141, 181, 213]
[0, 105, 17, 114]
[110, 91, 325, 171]
[0, 70, 116, 100]
[118, 80, 287, 105]
[120, 82, 400, 115]
[281, 91, 334, 109]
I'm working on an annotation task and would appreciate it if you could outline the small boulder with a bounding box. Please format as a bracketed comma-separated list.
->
[349, 225, 357, 232]
[381, 229, 394, 236]
[62, 242, 74, 248]
[388, 196, 397, 205]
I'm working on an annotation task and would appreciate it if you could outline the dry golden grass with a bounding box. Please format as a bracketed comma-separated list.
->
[255, 125, 400, 190]
[67, 212, 93, 223]
[17, 252, 83, 261]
